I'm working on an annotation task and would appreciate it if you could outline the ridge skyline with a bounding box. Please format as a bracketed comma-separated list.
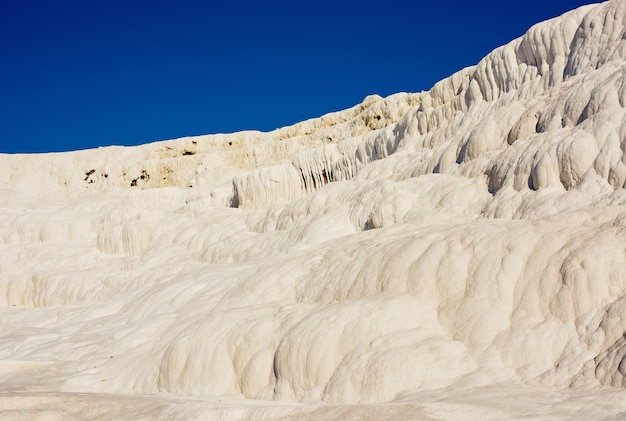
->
[1, 0, 592, 154]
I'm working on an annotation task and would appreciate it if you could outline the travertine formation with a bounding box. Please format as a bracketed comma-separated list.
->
[1, 1, 626, 419]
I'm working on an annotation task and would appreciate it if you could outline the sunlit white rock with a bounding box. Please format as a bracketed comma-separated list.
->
[1, 1, 626, 419]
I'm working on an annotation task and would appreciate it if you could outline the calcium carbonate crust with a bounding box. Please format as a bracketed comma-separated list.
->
[0, 1, 626, 419]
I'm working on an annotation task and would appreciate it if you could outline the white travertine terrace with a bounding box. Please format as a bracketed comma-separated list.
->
[1, 1, 626, 419]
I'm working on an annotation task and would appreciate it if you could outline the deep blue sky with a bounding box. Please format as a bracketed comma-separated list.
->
[1, 0, 594, 153]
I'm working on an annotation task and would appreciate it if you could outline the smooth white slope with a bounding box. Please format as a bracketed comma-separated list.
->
[1, 1, 626, 419]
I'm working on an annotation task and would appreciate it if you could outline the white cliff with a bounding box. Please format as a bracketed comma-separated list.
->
[1, 1, 626, 419]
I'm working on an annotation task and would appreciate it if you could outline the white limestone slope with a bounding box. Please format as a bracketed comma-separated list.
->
[1, 1, 626, 419]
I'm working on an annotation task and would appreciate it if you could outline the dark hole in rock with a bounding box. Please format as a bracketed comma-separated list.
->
[84, 169, 95, 181]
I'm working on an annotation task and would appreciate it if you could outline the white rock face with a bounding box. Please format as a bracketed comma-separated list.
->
[1, 1, 626, 419]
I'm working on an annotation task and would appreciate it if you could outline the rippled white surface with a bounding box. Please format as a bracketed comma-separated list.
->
[1, 1, 626, 419]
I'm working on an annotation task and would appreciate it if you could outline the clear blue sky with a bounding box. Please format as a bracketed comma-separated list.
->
[1, 0, 594, 153]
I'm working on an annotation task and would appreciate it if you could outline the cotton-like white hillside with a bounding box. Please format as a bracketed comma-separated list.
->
[1, 1, 626, 419]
